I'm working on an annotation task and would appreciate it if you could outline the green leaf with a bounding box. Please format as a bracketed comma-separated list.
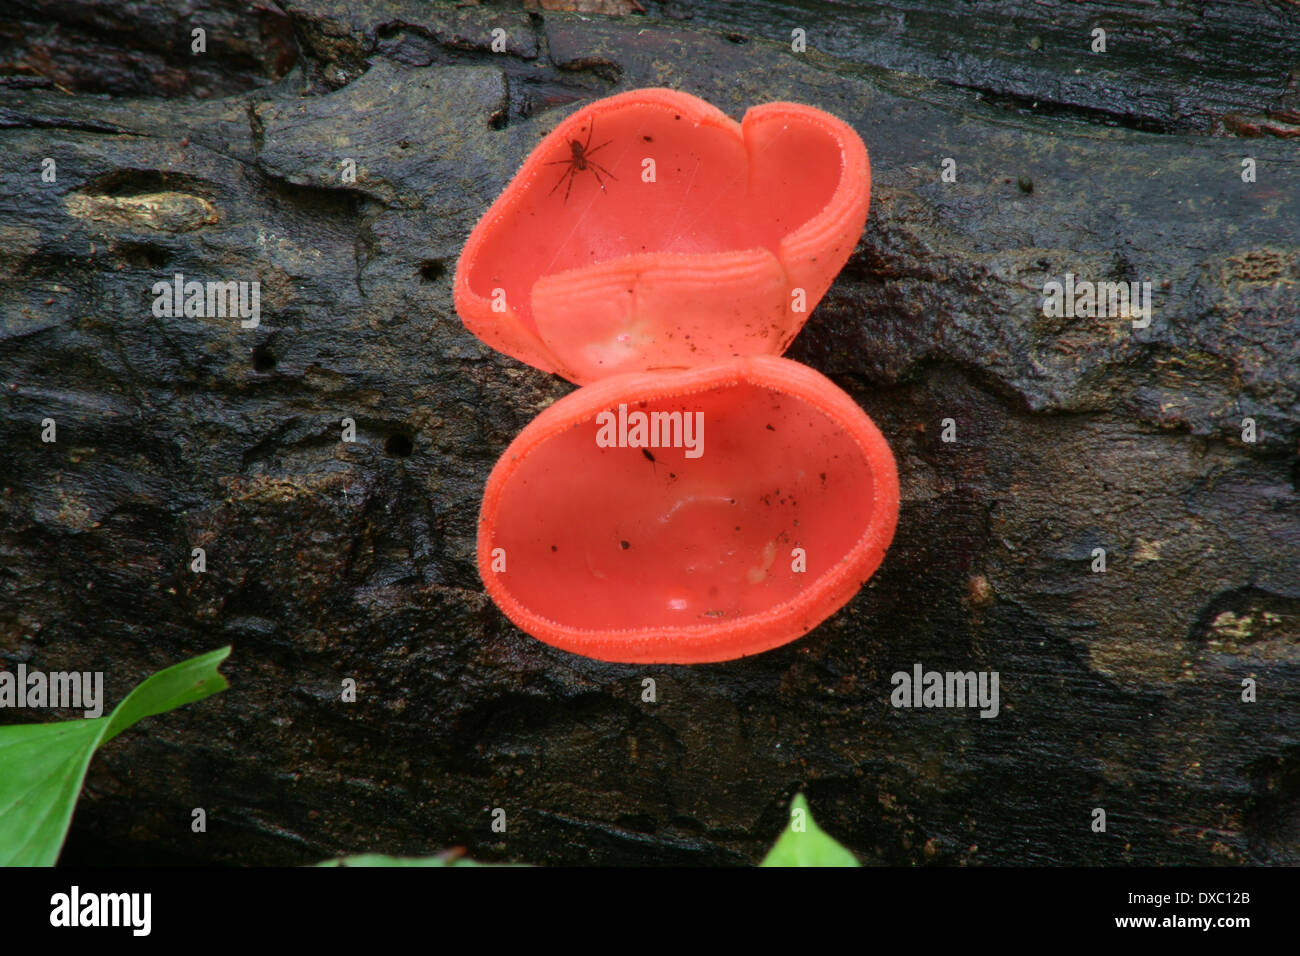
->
[0, 646, 230, 866]
[761, 793, 860, 867]
[318, 852, 521, 867]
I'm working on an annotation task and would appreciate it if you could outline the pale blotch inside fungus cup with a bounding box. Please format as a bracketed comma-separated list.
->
[478, 356, 899, 664]
[453, 88, 871, 384]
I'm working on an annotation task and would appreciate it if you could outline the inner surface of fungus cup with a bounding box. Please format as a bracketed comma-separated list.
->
[478, 357, 899, 664]
[453, 88, 871, 384]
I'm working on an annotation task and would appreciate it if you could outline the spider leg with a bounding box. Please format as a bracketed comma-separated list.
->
[563, 165, 577, 203]
[585, 139, 612, 157]
[583, 120, 595, 152]
[589, 159, 617, 181]
[548, 163, 573, 196]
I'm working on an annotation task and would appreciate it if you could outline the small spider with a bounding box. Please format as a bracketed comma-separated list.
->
[545, 119, 616, 202]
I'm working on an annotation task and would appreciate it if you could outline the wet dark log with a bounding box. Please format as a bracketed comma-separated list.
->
[683, 0, 1300, 136]
[0, 1, 1297, 866]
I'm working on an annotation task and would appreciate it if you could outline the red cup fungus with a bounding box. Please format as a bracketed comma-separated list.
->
[477, 357, 899, 664]
[453, 88, 871, 384]
[458, 89, 897, 663]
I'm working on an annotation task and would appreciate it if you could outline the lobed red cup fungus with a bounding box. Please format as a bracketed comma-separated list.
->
[453, 88, 870, 384]
[477, 357, 899, 664]
[458, 88, 896, 663]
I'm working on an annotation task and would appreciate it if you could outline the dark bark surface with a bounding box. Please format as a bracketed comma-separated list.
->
[1, 1, 1297, 866]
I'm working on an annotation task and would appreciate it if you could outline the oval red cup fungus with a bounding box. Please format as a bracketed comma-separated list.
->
[453, 88, 870, 384]
[478, 356, 899, 663]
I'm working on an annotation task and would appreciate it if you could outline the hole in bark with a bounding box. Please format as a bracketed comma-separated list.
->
[419, 260, 446, 282]
[489, 110, 508, 130]
[251, 344, 276, 372]
[113, 241, 170, 268]
[726, 33, 749, 44]
[83, 168, 210, 198]
[385, 433, 414, 457]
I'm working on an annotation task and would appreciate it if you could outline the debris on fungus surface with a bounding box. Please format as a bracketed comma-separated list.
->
[453, 88, 871, 384]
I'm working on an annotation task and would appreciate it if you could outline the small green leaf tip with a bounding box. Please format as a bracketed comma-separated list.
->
[0, 646, 231, 866]
[760, 793, 860, 867]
